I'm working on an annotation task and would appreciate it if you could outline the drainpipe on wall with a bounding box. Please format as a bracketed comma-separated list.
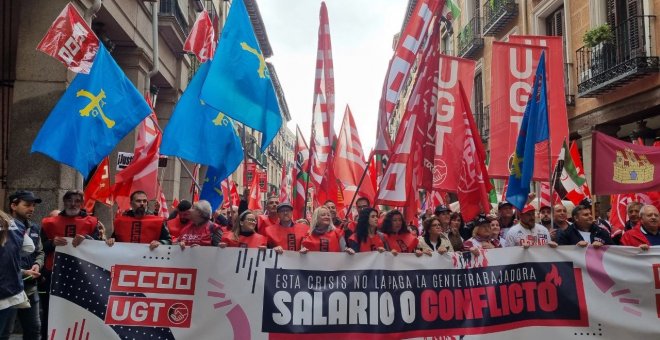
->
[145, 1, 159, 100]
[521, 0, 528, 35]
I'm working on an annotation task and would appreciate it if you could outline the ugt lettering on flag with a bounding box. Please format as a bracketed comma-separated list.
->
[199, 0, 282, 151]
[31, 44, 151, 177]
[506, 52, 550, 210]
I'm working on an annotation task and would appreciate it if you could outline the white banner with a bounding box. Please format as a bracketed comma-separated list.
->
[49, 241, 660, 339]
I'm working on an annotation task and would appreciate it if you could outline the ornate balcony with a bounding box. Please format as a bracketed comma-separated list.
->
[482, 0, 518, 36]
[458, 17, 484, 59]
[159, 0, 189, 52]
[576, 15, 658, 98]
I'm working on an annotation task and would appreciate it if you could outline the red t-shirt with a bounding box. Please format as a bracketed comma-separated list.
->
[258, 214, 279, 231]
[348, 233, 386, 253]
[385, 233, 419, 253]
[177, 222, 221, 246]
[221, 232, 267, 248]
[301, 229, 344, 252]
[263, 223, 310, 251]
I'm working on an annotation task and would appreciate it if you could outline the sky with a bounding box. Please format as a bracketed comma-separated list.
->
[258, 0, 409, 151]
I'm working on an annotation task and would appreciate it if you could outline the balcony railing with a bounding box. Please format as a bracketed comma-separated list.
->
[159, 0, 189, 36]
[458, 17, 484, 59]
[482, 0, 518, 36]
[576, 15, 658, 97]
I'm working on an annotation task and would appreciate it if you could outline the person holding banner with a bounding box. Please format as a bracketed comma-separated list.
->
[176, 201, 223, 248]
[381, 210, 419, 255]
[463, 215, 502, 254]
[621, 205, 660, 249]
[167, 200, 192, 240]
[300, 207, 346, 253]
[417, 216, 453, 255]
[263, 202, 309, 254]
[219, 210, 267, 249]
[108, 191, 171, 249]
[505, 205, 557, 248]
[347, 208, 389, 253]
[557, 205, 613, 248]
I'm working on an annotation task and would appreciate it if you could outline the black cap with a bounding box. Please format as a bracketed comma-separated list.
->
[277, 202, 293, 212]
[498, 201, 513, 210]
[579, 197, 593, 208]
[177, 200, 192, 211]
[434, 205, 451, 214]
[473, 214, 490, 226]
[9, 190, 42, 204]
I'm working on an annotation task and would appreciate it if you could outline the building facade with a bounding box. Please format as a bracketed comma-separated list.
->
[0, 0, 291, 223]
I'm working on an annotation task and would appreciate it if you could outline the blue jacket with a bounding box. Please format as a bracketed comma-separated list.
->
[557, 223, 613, 246]
[0, 221, 25, 300]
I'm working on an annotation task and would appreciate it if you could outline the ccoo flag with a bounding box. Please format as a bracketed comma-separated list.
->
[160, 61, 243, 179]
[31, 44, 151, 177]
[506, 52, 550, 210]
[199, 0, 282, 151]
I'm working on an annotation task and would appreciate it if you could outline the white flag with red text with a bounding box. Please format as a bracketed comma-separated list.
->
[183, 10, 215, 63]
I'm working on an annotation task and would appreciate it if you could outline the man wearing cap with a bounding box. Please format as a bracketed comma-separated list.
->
[108, 190, 171, 249]
[557, 205, 613, 248]
[497, 201, 517, 239]
[258, 195, 280, 230]
[167, 200, 192, 240]
[505, 204, 556, 248]
[433, 205, 452, 235]
[621, 205, 660, 249]
[3, 191, 44, 340]
[263, 202, 310, 253]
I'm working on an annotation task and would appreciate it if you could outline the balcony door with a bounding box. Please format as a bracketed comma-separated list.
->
[607, 0, 645, 59]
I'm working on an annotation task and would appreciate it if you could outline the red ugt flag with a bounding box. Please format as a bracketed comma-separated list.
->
[183, 10, 216, 63]
[37, 3, 99, 74]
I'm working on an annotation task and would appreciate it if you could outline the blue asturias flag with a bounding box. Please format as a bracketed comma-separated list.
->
[199, 0, 282, 151]
[31, 44, 151, 177]
[200, 166, 225, 211]
[506, 52, 550, 210]
[160, 61, 243, 179]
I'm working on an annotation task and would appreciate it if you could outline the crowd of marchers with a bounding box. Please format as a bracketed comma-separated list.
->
[1, 188, 658, 339]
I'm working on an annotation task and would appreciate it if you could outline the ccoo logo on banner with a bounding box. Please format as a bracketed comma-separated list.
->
[49, 242, 660, 339]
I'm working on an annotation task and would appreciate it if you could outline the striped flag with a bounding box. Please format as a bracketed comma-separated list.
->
[539, 182, 561, 208]
[552, 140, 587, 205]
[292, 126, 310, 220]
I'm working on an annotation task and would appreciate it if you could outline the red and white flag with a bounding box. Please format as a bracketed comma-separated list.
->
[308, 2, 337, 206]
[37, 3, 99, 73]
[279, 164, 291, 203]
[539, 182, 561, 208]
[489, 42, 548, 179]
[248, 170, 262, 211]
[455, 82, 492, 221]
[221, 179, 231, 209]
[157, 189, 169, 218]
[183, 9, 216, 63]
[113, 95, 162, 210]
[374, 0, 446, 155]
[83, 156, 112, 212]
[335, 106, 376, 206]
[293, 126, 310, 220]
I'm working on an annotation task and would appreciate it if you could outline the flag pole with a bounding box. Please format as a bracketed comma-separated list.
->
[344, 152, 373, 220]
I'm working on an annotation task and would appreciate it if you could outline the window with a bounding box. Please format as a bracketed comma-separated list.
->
[545, 6, 564, 36]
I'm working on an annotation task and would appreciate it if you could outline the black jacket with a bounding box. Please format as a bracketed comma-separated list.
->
[557, 224, 613, 246]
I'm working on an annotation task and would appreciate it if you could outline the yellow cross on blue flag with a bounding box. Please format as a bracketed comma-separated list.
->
[31, 44, 151, 178]
[506, 52, 550, 210]
[199, 0, 282, 151]
[160, 61, 243, 178]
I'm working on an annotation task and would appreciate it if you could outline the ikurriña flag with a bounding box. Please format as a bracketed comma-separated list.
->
[199, 0, 282, 151]
[592, 131, 660, 195]
[31, 44, 151, 178]
[506, 52, 549, 210]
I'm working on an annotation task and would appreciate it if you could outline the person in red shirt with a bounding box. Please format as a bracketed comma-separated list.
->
[167, 200, 192, 240]
[347, 208, 388, 253]
[108, 191, 171, 249]
[176, 200, 222, 248]
[220, 210, 267, 249]
[300, 207, 346, 253]
[258, 195, 280, 230]
[263, 202, 309, 253]
[621, 205, 660, 250]
[381, 210, 420, 255]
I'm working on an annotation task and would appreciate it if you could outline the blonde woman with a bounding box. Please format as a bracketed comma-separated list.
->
[300, 207, 346, 253]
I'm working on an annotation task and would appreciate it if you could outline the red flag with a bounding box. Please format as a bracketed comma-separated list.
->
[157, 189, 169, 218]
[509, 35, 569, 180]
[84, 157, 112, 212]
[592, 131, 660, 194]
[36, 3, 99, 74]
[113, 96, 162, 210]
[221, 179, 231, 208]
[248, 170, 262, 211]
[540, 182, 561, 208]
[489, 42, 548, 179]
[334, 106, 376, 205]
[183, 10, 216, 63]
[258, 171, 268, 193]
[279, 164, 291, 203]
[455, 82, 492, 221]
[564, 141, 591, 203]
[374, 0, 446, 155]
[172, 198, 180, 209]
[429, 55, 476, 191]
[230, 179, 240, 207]
[293, 126, 310, 220]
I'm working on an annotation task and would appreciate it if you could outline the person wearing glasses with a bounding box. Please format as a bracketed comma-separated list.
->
[219, 210, 267, 249]
[417, 216, 453, 255]
[263, 202, 309, 253]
